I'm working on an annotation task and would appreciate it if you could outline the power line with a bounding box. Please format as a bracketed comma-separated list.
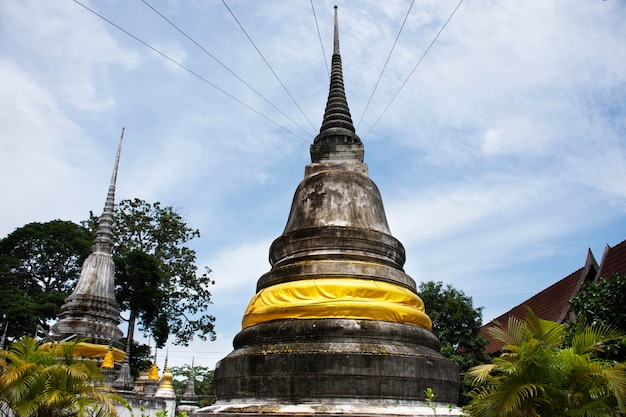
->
[71, 0, 308, 144]
[356, 0, 416, 130]
[310, 0, 330, 79]
[364, 0, 465, 139]
[140, 0, 312, 139]
[221, 0, 317, 132]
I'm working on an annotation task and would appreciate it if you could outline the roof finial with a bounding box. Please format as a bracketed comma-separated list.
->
[92, 127, 124, 254]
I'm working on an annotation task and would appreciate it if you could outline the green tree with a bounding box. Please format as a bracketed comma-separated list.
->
[569, 273, 626, 361]
[418, 281, 490, 404]
[464, 309, 626, 417]
[87, 198, 215, 348]
[0, 336, 129, 417]
[171, 364, 215, 406]
[0, 221, 92, 341]
[120, 337, 153, 379]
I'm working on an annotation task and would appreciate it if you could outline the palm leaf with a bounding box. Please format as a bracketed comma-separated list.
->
[571, 324, 625, 355]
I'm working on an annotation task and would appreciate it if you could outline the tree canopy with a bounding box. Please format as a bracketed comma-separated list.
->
[171, 364, 215, 407]
[0, 220, 93, 342]
[92, 198, 216, 348]
[418, 281, 490, 405]
[569, 273, 626, 361]
[418, 281, 490, 371]
[1, 198, 215, 351]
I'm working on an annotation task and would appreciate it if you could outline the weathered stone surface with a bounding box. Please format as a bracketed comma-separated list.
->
[257, 259, 416, 292]
[197, 7, 461, 416]
[283, 168, 389, 235]
[268, 226, 407, 273]
[51, 130, 125, 350]
[213, 319, 458, 404]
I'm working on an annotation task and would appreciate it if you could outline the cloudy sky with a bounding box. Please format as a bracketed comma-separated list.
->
[1, 0, 625, 369]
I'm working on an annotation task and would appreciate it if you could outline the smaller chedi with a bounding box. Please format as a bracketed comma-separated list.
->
[50, 128, 126, 363]
[198, 7, 461, 417]
[46, 129, 184, 417]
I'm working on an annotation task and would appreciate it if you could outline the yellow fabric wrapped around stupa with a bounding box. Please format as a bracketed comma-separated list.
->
[40, 342, 125, 363]
[242, 278, 432, 330]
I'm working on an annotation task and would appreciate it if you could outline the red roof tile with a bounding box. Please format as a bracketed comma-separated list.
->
[598, 238, 626, 278]
[481, 268, 586, 354]
[480, 239, 626, 355]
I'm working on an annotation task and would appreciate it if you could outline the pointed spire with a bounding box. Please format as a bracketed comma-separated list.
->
[50, 128, 125, 349]
[333, 5, 340, 55]
[92, 127, 124, 254]
[155, 350, 175, 399]
[178, 358, 200, 413]
[101, 331, 115, 369]
[181, 357, 199, 401]
[311, 6, 363, 163]
[113, 334, 134, 391]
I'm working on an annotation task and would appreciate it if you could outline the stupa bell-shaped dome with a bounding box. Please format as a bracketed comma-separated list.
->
[200, 7, 460, 416]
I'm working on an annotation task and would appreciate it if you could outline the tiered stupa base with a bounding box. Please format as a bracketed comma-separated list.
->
[196, 319, 461, 416]
[52, 292, 124, 349]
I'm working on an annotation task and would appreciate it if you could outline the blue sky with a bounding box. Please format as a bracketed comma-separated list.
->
[1, 0, 625, 369]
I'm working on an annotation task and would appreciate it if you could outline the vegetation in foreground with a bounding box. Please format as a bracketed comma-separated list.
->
[0, 336, 129, 417]
[464, 309, 626, 417]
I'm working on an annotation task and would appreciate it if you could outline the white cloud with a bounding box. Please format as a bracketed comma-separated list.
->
[1, 0, 625, 364]
[204, 239, 272, 294]
[1, 0, 140, 112]
[0, 59, 105, 235]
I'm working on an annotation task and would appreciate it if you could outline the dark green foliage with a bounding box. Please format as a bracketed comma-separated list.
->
[119, 337, 153, 379]
[115, 250, 168, 346]
[87, 198, 216, 348]
[568, 273, 626, 361]
[0, 220, 92, 342]
[171, 364, 215, 406]
[464, 309, 626, 417]
[418, 281, 490, 405]
[418, 281, 490, 370]
[0, 336, 129, 417]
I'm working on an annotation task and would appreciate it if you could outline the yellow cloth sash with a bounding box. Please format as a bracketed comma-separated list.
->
[242, 278, 432, 330]
[40, 342, 125, 363]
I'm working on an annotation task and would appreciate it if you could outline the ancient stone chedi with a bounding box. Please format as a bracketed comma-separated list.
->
[201, 7, 460, 416]
[51, 129, 125, 360]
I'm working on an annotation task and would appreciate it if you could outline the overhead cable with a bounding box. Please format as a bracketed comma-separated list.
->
[356, 0, 416, 130]
[221, 0, 317, 132]
[140, 0, 312, 139]
[72, 0, 309, 143]
[364, 0, 465, 139]
[310, 0, 330, 78]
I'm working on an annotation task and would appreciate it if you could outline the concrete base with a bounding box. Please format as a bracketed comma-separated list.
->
[195, 399, 464, 416]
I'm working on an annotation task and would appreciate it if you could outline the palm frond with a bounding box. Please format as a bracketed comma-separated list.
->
[571, 324, 625, 355]
[465, 363, 498, 385]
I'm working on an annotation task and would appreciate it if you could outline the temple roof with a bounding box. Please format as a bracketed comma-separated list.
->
[481, 267, 588, 354]
[597, 238, 626, 279]
[482, 238, 626, 354]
